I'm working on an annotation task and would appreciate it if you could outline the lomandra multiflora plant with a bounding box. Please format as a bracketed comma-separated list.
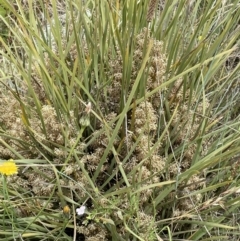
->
[0, 0, 240, 240]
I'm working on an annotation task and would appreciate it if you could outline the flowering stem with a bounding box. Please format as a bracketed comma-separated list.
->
[63, 126, 85, 167]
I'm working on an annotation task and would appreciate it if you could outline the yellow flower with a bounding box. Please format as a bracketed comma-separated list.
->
[63, 205, 70, 214]
[0, 159, 18, 176]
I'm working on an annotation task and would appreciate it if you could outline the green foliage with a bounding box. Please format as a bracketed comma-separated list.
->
[0, 1, 9, 39]
[0, 0, 240, 240]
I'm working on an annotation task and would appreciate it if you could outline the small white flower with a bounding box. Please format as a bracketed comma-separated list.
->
[76, 205, 86, 216]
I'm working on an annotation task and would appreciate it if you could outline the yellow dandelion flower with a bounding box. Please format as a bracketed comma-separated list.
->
[0, 159, 18, 176]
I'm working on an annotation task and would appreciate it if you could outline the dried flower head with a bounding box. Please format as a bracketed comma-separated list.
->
[147, 0, 158, 22]
[63, 205, 71, 215]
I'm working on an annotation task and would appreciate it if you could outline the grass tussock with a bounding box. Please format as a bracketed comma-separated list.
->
[0, 0, 240, 240]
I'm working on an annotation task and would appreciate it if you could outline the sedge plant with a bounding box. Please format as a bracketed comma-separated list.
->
[0, 0, 240, 240]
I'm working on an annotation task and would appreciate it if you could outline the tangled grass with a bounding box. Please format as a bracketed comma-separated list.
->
[0, 0, 240, 240]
